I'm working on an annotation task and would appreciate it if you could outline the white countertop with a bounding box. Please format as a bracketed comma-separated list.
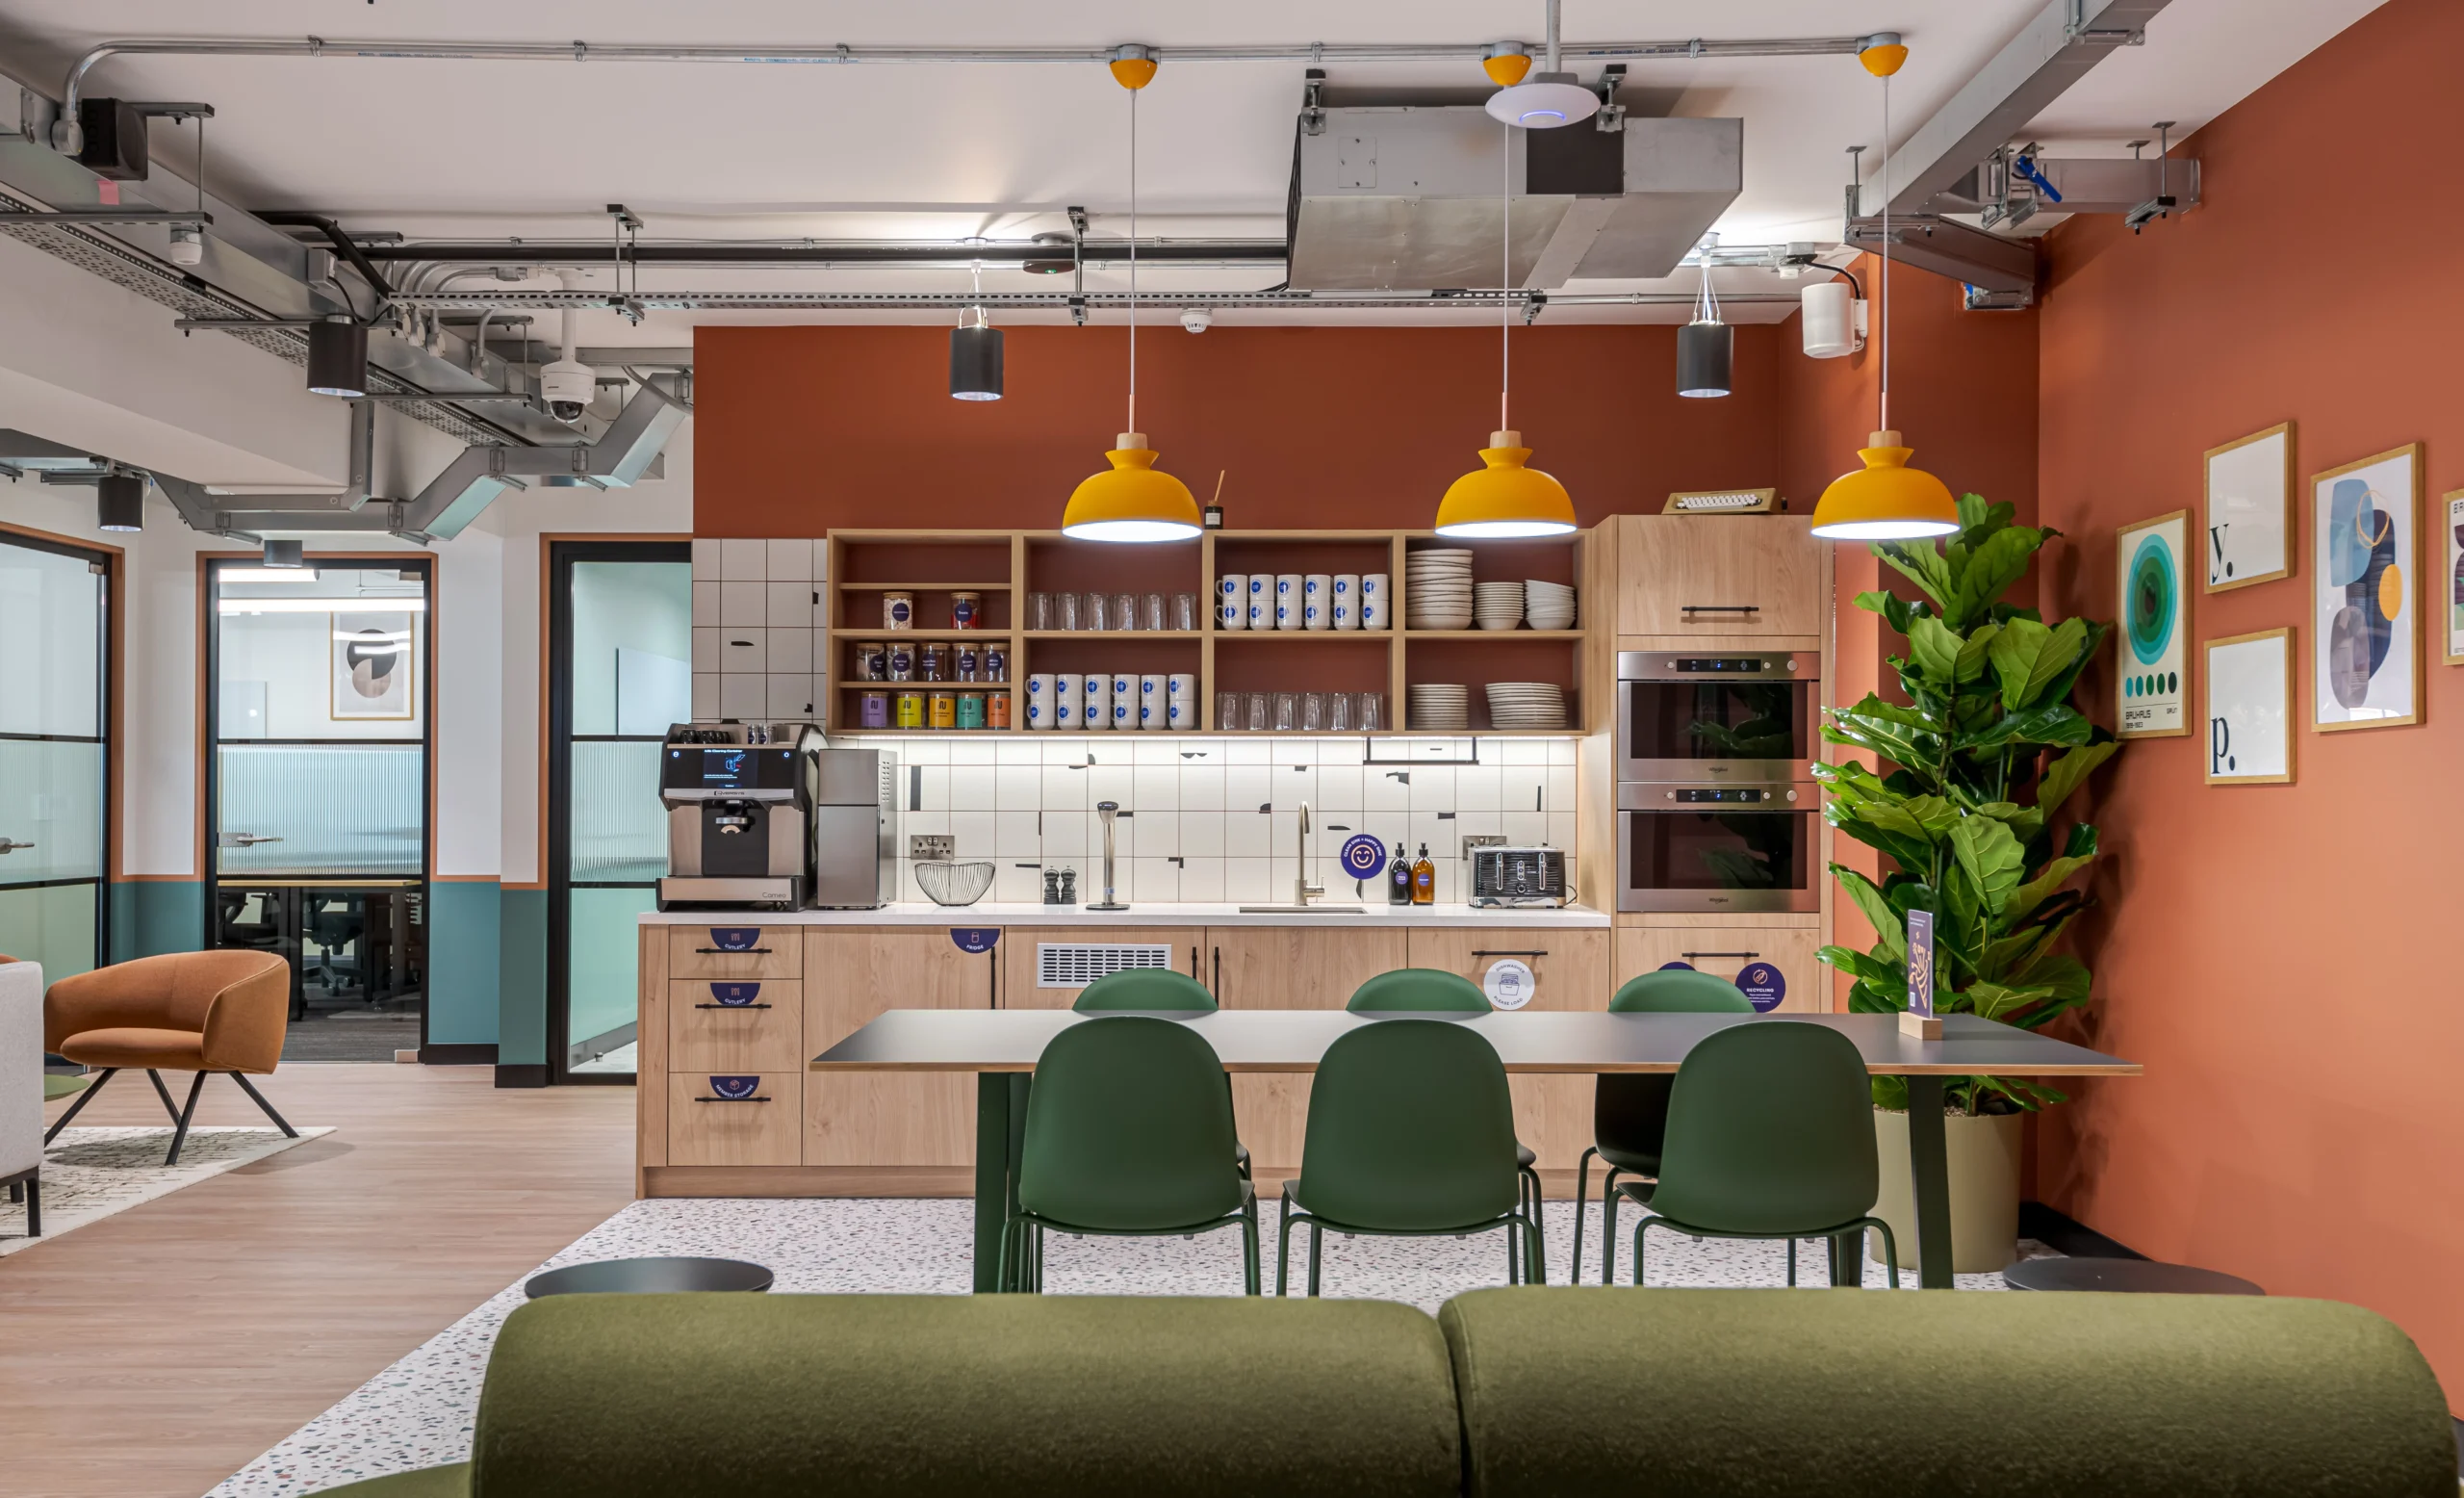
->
[638, 901, 1607, 928]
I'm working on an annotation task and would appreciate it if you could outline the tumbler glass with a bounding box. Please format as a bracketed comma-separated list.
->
[1142, 592, 1168, 632]
[1027, 592, 1053, 631]
[1326, 691, 1354, 733]
[1272, 692, 1300, 733]
[1057, 591, 1082, 632]
[1355, 691, 1384, 732]
[1245, 692, 1270, 733]
[1218, 691, 1242, 730]
[1172, 592, 1199, 631]
[1114, 592, 1139, 632]
[1084, 591, 1109, 632]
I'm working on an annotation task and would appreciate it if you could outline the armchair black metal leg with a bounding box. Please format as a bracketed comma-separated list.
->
[164, 1071, 208, 1167]
[1571, 1148, 1597, 1284]
[145, 1069, 184, 1124]
[229, 1073, 297, 1136]
[22, 1175, 36, 1237]
[42, 1068, 116, 1144]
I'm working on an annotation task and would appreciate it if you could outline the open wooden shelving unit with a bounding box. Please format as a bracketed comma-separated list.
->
[825, 528, 1603, 736]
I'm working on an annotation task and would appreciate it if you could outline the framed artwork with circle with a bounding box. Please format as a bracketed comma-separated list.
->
[2202, 628, 2295, 787]
[331, 610, 416, 720]
[2445, 487, 2464, 665]
[2116, 510, 2191, 739]
[2202, 422, 2295, 592]
[2309, 445, 2421, 732]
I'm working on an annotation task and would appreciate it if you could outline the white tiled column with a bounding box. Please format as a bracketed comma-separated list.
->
[691, 536, 827, 723]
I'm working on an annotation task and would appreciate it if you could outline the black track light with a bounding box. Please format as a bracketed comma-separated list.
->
[96, 472, 144, 531]
[949, 308, 1003, 401]
[306, 316, 367, 398]
[1677, 321, 1732, 399]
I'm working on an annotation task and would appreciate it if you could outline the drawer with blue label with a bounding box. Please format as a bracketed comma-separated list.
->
[669, 980, 803, 1072]
[668, 1072, 802, 1167]
[666, 925, 803, 979]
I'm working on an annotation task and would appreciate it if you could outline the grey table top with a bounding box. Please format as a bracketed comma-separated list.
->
[810, 1009, 2139, 1077]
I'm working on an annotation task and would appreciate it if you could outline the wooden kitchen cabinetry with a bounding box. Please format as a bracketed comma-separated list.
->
[1613, 923, 1826, 1017]
[1404, 927, 1609, 1175]
[800, 929, 996, 1179]
[1000, 927, 1210, 1009]
[1612, 514, 1827, 637]
[1210, 924, 1408, 1175]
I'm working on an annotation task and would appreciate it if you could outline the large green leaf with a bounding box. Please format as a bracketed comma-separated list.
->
[1818, 943, 1905, 989]
[1952, 621, 2003, 684]
[2019, 617, 2091, 706]
[1956, 701, 2094, 754]
[1831, 866, 1907, 959]
[1877, 541, 1955, 613]
[1854, 589, 1916, 634]
[2005, 853, 2092, 925]
[1906, 613, 1964, 685]
[1987, 617, 2053, 709]
[1950, 816, 2027, 916]
[2037, 741, 2118, 815]
[1949, 526, 2042, 629]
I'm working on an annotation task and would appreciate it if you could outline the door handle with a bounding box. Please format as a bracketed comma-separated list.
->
[1680, 604, 1760, 614]
[694, 946, 773, 955]
[219, 833, 284, 847]
[691, 1002, 774, 1010]
[1470, 949, 1547, 959]
[1681, 950, 1759, 960]
[0, 838, 33, 855]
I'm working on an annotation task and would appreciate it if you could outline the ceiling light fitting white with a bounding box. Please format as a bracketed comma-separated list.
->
[1485, 0, 1599, 129]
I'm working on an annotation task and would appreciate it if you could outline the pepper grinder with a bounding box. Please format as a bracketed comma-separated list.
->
[1089, 801, 1129, 912]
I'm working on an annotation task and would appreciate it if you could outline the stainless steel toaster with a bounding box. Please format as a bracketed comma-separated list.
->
[1470, 845, 1568, 908]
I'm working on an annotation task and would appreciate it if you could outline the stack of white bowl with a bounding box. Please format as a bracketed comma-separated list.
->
[1475, 581, 1527, 632]
[1406, 684, 1472, 731]
[1404, 550, 1475, 629]
[1524, 580, 1578, 630]
[1484, 682, 1569, 730]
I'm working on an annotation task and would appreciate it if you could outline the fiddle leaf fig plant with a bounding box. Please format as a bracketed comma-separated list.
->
[1814, 494, 2120, 1116]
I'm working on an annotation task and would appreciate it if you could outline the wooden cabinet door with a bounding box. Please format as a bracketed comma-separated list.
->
[1209, 925, 1408, 1175]
[668, 1072, 802, 1166]
[1404, 927, 1610, 1175]
[803, 929, 996, 1168]
[1613, 924, 1827, 1016]
[1614, 515, 1826, 637]
[1000, 927, 1209, 1010]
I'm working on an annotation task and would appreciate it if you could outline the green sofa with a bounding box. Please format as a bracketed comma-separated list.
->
[313, 1287, 2455, 1496]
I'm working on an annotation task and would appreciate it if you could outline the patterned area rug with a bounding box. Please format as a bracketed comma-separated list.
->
[0, 1126, 333, 1257]
[210, 1196, 2058, 1496]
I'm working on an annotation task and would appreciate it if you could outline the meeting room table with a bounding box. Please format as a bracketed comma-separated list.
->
[810, 1008, 2140, 1292]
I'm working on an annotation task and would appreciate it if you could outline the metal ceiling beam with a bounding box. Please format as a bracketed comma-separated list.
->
[385, 288, 1809, 313]
[1857, 0, 2173, 219]
[357, 239, 1287, 267]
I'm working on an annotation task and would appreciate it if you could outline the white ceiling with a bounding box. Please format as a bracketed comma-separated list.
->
[0, 0, 2389, 331]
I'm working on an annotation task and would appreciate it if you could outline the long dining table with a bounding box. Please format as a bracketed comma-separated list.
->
[810, 1008, 2140, 1292]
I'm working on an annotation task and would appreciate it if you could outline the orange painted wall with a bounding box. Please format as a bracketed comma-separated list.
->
[693, 323, 1786, 534]
[2031, 0, 2464, 1407]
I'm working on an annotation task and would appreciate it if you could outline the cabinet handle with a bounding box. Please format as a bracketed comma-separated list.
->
[695, 946, 773, 955]
[1212, 945, 1220, 998]
[692, 1095, 772, 1103]
[1681, 950, 1759, 960]
[1681, 604, 1760, 614]
[988, 947, 998, 1010]
[691, 1002, 774, 1010]
[1190, 945, 1199, 979]
[1471, 949, 1547, 959]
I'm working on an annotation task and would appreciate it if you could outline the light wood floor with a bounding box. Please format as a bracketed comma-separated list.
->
[5, 1065, 634, 1498]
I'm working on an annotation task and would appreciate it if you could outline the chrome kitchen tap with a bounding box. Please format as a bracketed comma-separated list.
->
[1294, 801, 1324, 907]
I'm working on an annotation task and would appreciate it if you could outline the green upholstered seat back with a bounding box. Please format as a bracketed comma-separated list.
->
[1439, 1286, 2460, 1496]
[1295, 1019, 1519, 1229]
[1594, 968, 1758, 1164]
[1607, 968, 1756, 1014]
[1646, 1020, 1878, 1234]
[1347, 968, 1488, 1013]
[1073, 968, 1219, 1013]
[1017, 1016, 1242, 1230]
[468, 1293, 1462, 1498]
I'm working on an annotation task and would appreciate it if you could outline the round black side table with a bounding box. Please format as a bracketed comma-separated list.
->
[2003, 1257, 2262, 1295]
[525, 1255, 774, 1298]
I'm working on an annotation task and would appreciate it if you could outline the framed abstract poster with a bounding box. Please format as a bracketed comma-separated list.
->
[2117, 510, 2192, 738]
[2203, 628, 2295, 786]
[2445, 488, 2464, 665]
[2310, 445, 2421, 731]
[331, 610, 415, 720]
[2202, 422, 2294, 591]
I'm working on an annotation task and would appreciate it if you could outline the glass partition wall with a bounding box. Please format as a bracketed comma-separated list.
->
[207, 560, 431, 1061]
[550, 542, 691, 1081]
[0, 533, 111, 976]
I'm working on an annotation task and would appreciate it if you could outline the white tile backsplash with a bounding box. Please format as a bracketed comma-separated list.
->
[720, 538, 767, 581]
[765, 538, 813, 581]
[719, 581, 766, 628]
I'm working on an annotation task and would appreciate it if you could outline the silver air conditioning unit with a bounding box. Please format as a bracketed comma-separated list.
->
[1287, 108, 1741, 291]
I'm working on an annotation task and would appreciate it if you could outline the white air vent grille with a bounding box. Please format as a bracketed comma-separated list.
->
[1038, 943, 1174, 988]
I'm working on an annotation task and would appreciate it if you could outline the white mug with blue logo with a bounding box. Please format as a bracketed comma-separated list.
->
[1025, 673, 1053, 730]
[1054, 673, 1083, 728]
[1275, 574, 1303, 630]
[1332, 574, 1359, 631]
[1219, 574, 1247, 631]
[1111, 674, 1138, 729]
[1168, 674, 1195, 727]
[1361, 573, 1390, 631]
[1083, 673, 1112, 731]
[1140, 674, 1167, 729]
[1303, 574, 1331, 630]
[1246, 575, 1270, 630]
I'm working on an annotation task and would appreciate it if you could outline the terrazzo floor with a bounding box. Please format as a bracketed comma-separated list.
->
[208, 1196, 2053, 1497]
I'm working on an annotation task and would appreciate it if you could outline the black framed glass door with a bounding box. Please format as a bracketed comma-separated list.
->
[549, 540, 692, 1082]
[0, 531, 111, 975]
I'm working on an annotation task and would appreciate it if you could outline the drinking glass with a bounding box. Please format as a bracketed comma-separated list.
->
[1172, 592, 1199, 631]
[1142, 592, 1168, 632]
[1300, 691, 1328, 732]
[1272, 692, 1300, 733]
[1326, 691, 1353, 732]
[1114, 593, 1139, 632]
[1245, 692, 1270, 733]
[1084, 591, 1109, 632]
[1355, 691, 1384, 732]
[1027, 591, 1053, 631]
[1217, 691, 1242, 730]
[1057, 591, 1082, 632]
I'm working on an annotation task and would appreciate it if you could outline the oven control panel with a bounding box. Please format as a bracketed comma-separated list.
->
[1664, 786, 1797, 804]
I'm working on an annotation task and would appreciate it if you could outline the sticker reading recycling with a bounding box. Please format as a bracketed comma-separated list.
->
[1733, 962, 1786, 1013]
[1482, 959, 1535, 1010]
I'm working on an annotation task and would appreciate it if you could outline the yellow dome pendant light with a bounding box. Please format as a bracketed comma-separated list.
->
[1063, 44, 1202, 543]
[1434, 100, 1577, 539]
[1810, 34, 1960, 542]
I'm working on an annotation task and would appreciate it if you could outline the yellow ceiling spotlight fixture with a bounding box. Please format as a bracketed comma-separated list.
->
[1812, 32, 1960, 542]
[1481, 42, 1533, 89]
[1434, 97, 1576, 539]
[1064, 44, 1202, 543]
[1483, 0, 1598, 128]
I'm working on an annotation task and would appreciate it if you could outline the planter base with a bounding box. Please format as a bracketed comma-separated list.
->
[1870, 1108, 2021, 1275]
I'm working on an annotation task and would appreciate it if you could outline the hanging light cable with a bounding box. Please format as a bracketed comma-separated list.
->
[1811, 34, 1959, 541]
[1062, 45, 1202, 543]
[1676, 232, 1732, 398]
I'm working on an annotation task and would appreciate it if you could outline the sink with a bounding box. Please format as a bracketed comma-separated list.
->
[1236, 904, 1368, 914]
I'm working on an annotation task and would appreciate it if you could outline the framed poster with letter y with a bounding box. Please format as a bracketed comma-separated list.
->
[2203, 423, 2294, 592]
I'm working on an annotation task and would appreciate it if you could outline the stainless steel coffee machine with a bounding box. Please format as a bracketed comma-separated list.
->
[657, 722, 820, 912]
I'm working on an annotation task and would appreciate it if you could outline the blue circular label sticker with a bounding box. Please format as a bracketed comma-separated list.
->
[1657, 961, 1696, 971]
[1734, 962, 1786, 1013]
[1339, 834, 1388, 879]
[949, 928, 1001, 954]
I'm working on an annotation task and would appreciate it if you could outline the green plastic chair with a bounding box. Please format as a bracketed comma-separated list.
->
[1346, 969, 1544, 1275]
[1575, 969, 1756, 1284]
[1278, 1019, 1541, 1295]
[1002, 1016, 1259, 1294]
[1621, 1020, 1900, 1288]
[1071, 968, 1219, 1013]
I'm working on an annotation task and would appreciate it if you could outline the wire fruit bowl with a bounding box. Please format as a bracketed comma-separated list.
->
[914, 860, 995, 907]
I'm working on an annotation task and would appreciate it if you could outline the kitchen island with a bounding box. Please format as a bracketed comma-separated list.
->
[637, 902, 1657, 1200]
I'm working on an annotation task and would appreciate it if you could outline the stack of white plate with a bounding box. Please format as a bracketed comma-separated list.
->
[1405, 550, 1475, 630]
[1524, 580, 1578, 630]
[1485, 682, 1569, 730]
[1406, 683, 1472, 731]
[1474, 581, 1527, 632]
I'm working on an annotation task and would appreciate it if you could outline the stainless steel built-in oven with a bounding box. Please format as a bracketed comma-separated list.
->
[1615, 781, 1821, 914]
[1615, 650, 1817, 783]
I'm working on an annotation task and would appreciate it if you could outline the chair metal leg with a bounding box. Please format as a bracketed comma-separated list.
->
[1241, 1202, 1261, 1296]
[1518, 1165, 1547, 1274]
[229, 1072, 297, 1137]
[164, 1071, 208, 1167]
[1787, 1237, 1797, 1287]
[1631, 1217, 1656, 1286]
[1275, 1206, 1296, 1296]
[42, 1068, 116, 1144]
[1571, 1147, 1598, 1284]
[21, 1174, 36, 1237]
[1307, 1222, 1322, 1297]
[145, 1068, 185, 1124]
[1601, 1171, 1625, 1287]
[1862, 1217, 1901, 1287]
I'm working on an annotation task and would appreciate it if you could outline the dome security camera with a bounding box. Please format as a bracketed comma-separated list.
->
[540, 357, 595, 423]
[1180, 306, 1212, 334]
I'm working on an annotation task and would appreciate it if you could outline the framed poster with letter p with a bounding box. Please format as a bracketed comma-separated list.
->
[2117, 511, 2192, 739]
[2203, 628, 2295, 787]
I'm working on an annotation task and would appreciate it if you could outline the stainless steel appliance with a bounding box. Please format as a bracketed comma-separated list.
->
[1470, 845, 1568, 908]
[657, 722, 819, 912]
[805, 744, 900, 910]
[1616, 650, 1818, 783]
[1614, 781, 1820, 914]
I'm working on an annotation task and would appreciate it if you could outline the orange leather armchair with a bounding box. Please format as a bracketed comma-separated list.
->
[43, 950, 298, 1165]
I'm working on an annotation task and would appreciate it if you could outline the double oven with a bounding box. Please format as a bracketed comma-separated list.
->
[1614, 650, 1821, 914]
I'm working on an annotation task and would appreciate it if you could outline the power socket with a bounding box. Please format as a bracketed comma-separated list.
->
[1460, 834, 1506, 861]
[908, 834, 954, 861]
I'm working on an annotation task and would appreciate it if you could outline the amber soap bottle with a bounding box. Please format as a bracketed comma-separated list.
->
[1410, 843, 1436, 905]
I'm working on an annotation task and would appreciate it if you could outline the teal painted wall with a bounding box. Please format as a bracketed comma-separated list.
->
[426, 880, 502, 1046]
[498, 886, 549, 1068]
[109, 880, 204, 962]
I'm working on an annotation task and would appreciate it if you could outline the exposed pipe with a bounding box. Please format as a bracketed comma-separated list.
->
[383, 288, 1810, 313]
[356, 239, 1290, 267]
[50, 32, 1862, 150]
[255, 210, 396, 307]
